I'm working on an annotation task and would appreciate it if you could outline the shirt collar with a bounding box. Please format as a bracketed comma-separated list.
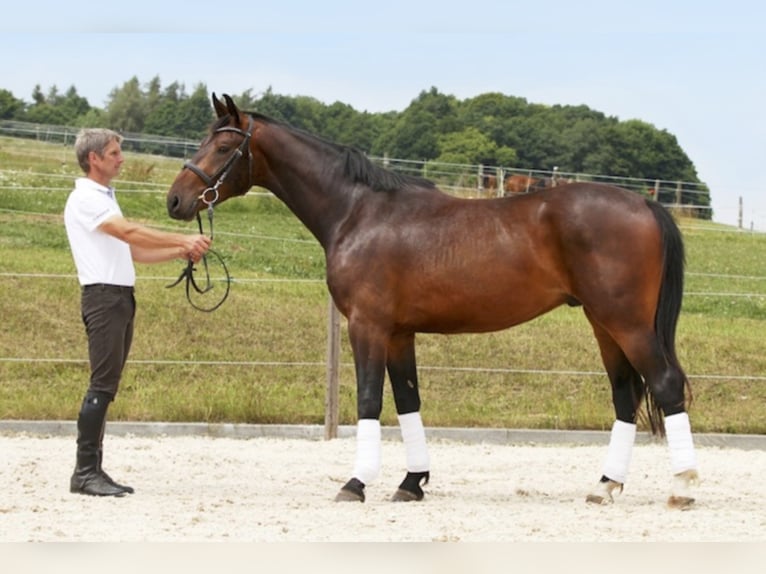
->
[75, 177, 115, 199]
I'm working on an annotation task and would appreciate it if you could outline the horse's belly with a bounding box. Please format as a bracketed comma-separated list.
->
[402, 290, 565, 334]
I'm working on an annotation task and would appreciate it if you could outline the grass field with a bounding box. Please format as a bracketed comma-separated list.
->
[1, 135, 765, 433]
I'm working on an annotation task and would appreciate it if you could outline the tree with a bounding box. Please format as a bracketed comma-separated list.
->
[176, 83, 214, 138]
[435, 127, 517, 167]
[376, 87, 458, 160]
[105, 76, 146, 133]
[0, 89, 25, 119]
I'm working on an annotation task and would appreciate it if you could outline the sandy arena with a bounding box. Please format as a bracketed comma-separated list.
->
[1, 426, 765, 543]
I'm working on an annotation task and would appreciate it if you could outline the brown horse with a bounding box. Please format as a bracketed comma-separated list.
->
[504, 173, 543, 193]
[167, 94, 699, 508]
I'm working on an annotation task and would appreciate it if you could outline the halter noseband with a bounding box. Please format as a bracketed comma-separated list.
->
[183, 116, 254, 207]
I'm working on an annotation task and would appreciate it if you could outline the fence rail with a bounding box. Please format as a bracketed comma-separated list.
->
[1, 127, 762, 434]
[0, 120, 713, 219]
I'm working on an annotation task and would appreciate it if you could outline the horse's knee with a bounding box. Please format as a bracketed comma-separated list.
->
[357, 389, 383, 419]
[391, 379, 420, 414]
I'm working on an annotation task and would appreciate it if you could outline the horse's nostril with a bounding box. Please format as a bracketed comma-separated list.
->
[168, 194, 180, 214]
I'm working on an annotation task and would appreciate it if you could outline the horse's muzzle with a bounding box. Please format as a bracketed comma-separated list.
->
[166, 190, 198, 221]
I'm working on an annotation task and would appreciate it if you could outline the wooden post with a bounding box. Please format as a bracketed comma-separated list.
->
[324, 296, 341, 439]
[738, 197, 743, 229]
[496, 167, 505, 197]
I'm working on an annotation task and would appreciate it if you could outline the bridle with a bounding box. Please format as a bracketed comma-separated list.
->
[182, 115, 254, 209]
[166, 116, 254, 312]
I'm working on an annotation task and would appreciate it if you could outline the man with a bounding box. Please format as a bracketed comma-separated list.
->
[64, 128, 211, 497]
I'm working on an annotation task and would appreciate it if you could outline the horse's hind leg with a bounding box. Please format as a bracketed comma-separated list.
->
[599, 324, 698, 508]
[627, 337, 698, 509]
[586, 319, 644, 505]
[387, 333, 430, 502]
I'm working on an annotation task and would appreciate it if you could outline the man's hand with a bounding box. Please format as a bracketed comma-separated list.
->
[185, 234, 212, 263]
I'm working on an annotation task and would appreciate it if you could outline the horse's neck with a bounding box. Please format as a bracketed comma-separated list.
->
[254, 126, 353, 248]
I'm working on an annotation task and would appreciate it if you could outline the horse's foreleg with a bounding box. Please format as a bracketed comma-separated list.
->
[391, 412, 430, 501]
[335, 326, 387, 503]
[388, 334, 430, 502]
[335, 419, 382, 502]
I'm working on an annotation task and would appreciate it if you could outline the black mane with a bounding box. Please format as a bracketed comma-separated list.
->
[238, 111, 436, 193]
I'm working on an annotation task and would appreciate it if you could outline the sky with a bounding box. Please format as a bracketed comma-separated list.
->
[2, 0, 765, 231]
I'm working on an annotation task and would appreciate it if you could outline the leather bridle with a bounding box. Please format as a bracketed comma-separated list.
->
[182, 115, 254, 208]
[166, 116, 254, 312]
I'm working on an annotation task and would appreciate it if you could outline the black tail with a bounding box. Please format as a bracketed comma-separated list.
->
[644, 200, 691, 436]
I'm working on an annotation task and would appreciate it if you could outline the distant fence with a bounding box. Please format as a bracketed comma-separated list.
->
[0, 120, 199, 159]
[0, 119, 712, 220]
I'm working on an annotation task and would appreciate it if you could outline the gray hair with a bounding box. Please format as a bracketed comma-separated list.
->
[74, 128, 123, 173]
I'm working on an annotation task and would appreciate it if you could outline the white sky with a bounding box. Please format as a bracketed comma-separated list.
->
[2, 0, 765, 230]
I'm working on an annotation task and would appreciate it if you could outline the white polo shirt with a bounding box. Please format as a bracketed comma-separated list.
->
[64, 177, 136, 287]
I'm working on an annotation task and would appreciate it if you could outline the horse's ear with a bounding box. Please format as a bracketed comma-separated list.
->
[223, 94, 239, 118]
[212, 93, 227, 118]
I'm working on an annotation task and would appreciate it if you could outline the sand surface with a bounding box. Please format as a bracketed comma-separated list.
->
[1, 432, 765, 543]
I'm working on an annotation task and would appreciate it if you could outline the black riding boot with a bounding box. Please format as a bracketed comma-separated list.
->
[70, 391, 131, 497]
[96, 411, 134, 494]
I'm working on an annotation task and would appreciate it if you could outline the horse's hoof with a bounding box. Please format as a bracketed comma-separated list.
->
[667, 469, 699, 510]
[391, 488, 423, 502]
[585, 493, 610, 505]
[667, 495, 695, 510]
[335, 478, 365, 502]
[391, 471, 429, 502]
[585, 479, 623, 505]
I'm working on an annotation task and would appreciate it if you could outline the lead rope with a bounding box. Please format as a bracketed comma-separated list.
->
[166, 202, 231, 312]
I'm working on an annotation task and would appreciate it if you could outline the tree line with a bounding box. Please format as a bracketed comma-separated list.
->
[0, 76, 709, 210]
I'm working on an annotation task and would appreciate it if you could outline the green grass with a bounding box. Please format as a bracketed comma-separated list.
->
[1, 136, 765, 433]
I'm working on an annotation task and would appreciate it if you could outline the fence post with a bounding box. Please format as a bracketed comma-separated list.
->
[324, 295, 341, 439]
[738, 197, 743, 229]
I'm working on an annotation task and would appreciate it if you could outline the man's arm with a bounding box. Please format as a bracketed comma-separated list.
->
[99, 215, 211, 263]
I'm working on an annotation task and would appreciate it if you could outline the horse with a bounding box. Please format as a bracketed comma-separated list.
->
[166, 93, 699, 508]
[503, 173, 544, 194]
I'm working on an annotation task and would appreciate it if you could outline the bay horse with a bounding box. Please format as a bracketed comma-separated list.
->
[166, 94, 699, 508]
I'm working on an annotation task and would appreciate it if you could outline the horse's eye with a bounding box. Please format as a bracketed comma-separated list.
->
[217, 146, 228, 154]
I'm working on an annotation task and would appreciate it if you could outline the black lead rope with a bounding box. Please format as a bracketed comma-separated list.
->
[166, 204, 231, 312]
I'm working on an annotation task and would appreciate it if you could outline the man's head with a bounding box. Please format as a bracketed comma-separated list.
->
[74, 129, 124, 183]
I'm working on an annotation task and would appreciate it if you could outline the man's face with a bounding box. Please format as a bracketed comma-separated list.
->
[90, 139, 124, 183]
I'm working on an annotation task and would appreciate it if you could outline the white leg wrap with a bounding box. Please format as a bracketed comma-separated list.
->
[602, 420, 636, 484]
[398, 411, 430, 473]
[665, 412, 697, 474]
[352, 419, 381, 485]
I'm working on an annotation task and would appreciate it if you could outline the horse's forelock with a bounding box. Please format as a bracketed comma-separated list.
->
[211, 115, 231, 132]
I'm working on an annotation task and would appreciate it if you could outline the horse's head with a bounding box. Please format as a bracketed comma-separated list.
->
[167, 93, 254, 221]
